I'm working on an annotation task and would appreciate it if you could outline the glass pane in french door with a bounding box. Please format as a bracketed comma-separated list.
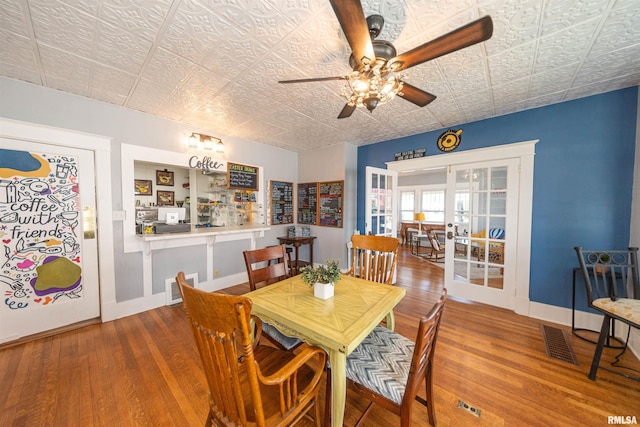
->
[452, 166, 505, 290]
[369, 172, 393, 236]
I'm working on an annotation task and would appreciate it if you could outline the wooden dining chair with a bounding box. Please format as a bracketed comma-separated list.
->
[243, 245, 303, 351]
[346, 234, 400, 329]
[347, 235, 399, 284]
[574, 247, 640, 381]
[176, 272, 327, 427]
[326, 289, 447, 427]
[244, 245, 292, 291]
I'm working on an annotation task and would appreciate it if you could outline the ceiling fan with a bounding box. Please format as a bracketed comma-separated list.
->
[279, 0, 493, 119]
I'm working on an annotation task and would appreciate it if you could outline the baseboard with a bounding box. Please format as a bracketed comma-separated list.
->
[528, 301, 640, 360]
[109, 293, 167, 320]
[103, 272, 249, 321]
[199, 272, 248, 292]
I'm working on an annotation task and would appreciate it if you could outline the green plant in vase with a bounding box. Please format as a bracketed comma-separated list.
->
[300, 259, 342, 286]
[301, 259, 341, 300]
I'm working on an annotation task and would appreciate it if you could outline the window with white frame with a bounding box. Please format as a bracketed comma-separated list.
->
[400, 191, 415, 221]
[421, 190, 445, 222]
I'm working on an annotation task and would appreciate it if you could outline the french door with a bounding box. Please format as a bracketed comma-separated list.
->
[365, 166, 398, 236]
[444, 159, 519, 309]
[0, 139, 100, 343]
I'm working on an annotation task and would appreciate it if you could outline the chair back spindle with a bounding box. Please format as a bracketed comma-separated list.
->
[575, 248, 640, 305]
[348, 235, 399, 285]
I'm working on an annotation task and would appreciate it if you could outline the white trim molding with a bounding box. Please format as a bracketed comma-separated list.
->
[387, 140, 538, 316]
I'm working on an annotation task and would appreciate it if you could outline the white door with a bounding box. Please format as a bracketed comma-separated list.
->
[443, 159, 519, 309]
[0, 140, 99, 343]
[365, 166, 398, 237]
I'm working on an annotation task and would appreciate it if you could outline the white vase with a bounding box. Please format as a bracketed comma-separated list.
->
[313, 282, 334, 300]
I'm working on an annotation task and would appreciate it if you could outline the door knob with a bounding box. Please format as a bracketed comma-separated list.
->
[447, 231, 454, 240]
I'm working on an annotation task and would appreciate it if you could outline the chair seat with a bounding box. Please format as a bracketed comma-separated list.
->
[345, 325, 415, 405]
[262, 321, 303, 351]
[593, 298, 640, 325]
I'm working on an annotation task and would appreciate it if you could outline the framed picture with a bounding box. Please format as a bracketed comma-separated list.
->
[156, 169, 174, 186]
[157, 191, 174, 206]
[134, 179, 152, 196]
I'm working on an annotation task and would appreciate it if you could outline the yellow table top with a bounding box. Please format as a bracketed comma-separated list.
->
[244, 274, 406, 354]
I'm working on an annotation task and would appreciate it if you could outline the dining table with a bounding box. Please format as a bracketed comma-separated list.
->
[244, 273, 406, 427]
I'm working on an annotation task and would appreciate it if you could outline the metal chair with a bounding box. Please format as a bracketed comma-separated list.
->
[574, 247, 640, 381]
[175, 272, 326, 426]
[326, 289, 447, 427]
[243, 245, 303, 350]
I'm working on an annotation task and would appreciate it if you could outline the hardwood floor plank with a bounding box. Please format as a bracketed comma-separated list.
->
[0, 246, 638, 426]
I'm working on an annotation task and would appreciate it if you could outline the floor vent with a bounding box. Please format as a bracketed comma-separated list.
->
[541, 324, 579, 366]
[457, 400, 481, 418]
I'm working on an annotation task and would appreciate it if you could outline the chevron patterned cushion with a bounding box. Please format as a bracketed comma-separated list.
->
[262, 321, 302, 350]
[345, 325, 415, 405]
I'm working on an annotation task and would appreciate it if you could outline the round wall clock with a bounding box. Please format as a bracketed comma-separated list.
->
[437, 128, 463, 152]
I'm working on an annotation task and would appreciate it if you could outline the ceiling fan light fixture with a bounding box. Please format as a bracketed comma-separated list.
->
[343, 64, 402, 112]
[364, 97, 379, 112]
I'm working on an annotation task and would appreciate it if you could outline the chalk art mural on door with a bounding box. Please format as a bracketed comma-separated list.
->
[1, 148, 83, 311]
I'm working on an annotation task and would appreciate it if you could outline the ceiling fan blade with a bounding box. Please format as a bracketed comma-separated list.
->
[338, 104, 356, 119]
[398, 83, 437, 107]
[278, 76, 346, 84]
[329, 0, 375, 70]
[392, 16, 493, 72]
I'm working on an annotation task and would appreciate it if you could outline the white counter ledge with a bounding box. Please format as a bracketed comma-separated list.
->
[138, 224, 271, 253]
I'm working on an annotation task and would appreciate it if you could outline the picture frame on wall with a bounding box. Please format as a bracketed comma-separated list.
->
[157, 191, 174, 206]
[156, 169, 174, 186]
[134, 179, 152, 196]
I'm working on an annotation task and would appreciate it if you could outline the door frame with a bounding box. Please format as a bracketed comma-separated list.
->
[0, 117, 117, 322]
[386, 140, 537, 315]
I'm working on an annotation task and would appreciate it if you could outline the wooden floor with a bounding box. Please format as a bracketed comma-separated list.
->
[1, 246, 639, 426]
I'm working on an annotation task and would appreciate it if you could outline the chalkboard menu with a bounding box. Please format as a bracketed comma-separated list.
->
[318, 180, 343, 228]
[227, 162, 258, 190]
[298, 182, 318, 225]
[270, 180, 294, 225]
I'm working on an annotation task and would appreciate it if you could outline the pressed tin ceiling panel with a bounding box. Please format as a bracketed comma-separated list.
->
[0, 0, 639, 152]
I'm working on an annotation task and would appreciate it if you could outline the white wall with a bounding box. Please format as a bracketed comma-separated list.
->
[299, 143, 356, 269]
[0, 77, 299, 317]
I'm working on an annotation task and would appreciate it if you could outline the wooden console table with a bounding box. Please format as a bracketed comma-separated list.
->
[277, 235, 316, 274]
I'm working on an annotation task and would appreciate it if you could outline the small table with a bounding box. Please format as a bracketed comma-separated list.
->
[277, 235, 316, 274]
[245, 274, 405, 427]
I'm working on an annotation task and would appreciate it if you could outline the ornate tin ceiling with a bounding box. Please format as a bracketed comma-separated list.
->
[1, 0, 639, 152]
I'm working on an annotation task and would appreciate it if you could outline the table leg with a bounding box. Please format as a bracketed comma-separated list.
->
[329, 349, 346, 427]
[309, 240, 314, 267]
[385, 311, 395, 331]
[294, 244, 300, 275]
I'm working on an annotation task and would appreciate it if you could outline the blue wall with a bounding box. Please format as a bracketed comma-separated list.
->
[357, 87, 638, 309]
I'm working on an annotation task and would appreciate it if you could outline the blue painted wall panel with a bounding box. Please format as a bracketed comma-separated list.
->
[357, 87, 638, 309]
